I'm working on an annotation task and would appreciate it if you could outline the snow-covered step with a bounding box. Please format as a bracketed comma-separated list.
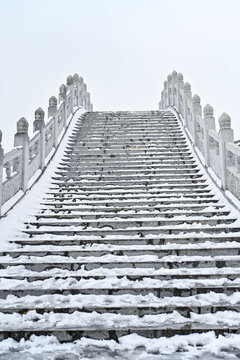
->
[34, 209, 230, 220]
[2, 242, 240, 258]
[14, 233, 240, 246]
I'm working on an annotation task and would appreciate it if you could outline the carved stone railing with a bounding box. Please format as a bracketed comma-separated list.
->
[0, 73, 93, 216]
[159, 71, 240, 200]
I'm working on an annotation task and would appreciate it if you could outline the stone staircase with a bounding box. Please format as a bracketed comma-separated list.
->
[1, 110, 240, 342]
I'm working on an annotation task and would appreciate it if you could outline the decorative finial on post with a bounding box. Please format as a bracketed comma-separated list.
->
[184, 82, 191, 93]
[48, 96, 57, 118]
[16, 117, 29, 134]
[177, 73, 183, 82]
[66, 75, 73, 86]
[192, 94, 201, 105]
[34, 108, 45, 132]
[49, 96, 57, 107]
[59, 84, 67, 102]
[73, 73, 79, 85]
[203, 104, 214, 118]
[172, 70, 177, 79]
[219, 112, 231, 129]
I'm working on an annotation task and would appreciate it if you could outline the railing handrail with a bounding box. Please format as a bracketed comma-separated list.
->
[0, 73, 93, 216]
[159, 70, 240, 201]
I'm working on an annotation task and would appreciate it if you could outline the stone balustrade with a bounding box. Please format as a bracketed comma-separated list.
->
[159, 71, 240, 199]
[0, 73, 93, 216]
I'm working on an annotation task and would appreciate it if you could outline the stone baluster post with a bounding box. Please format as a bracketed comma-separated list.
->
[171, 71, 177, 106]
[163, 81, 167, 108]
[59, 84, 67, 127]
[73, 73, 79, 107]
[86, 92, 91, 111]
[48, 96, 58, 147]
[192, 94, 202, 146]
[218, 113, 234, 190]
[177, 73, 184, 115]
[203, 104, 215, 167]
[83, 83, 87, 109]
[183, 82, 192, 128]
[79, 77, 84, 107]
[167, 74, 172, 106]
[33, 108, 45, 170]
[66, 75, 74, 113]
[14, 118, 29, 192]
[0, 131, 4, 216]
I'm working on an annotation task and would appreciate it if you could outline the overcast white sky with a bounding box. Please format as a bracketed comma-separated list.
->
[0, 0, 240, 151]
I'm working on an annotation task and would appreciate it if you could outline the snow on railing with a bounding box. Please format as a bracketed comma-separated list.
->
[0, 73, 93, 216]
[159, 71, 240, 199]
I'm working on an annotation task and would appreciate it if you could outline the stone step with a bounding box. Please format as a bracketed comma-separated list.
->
[41, 197, 219, 207]
[2, 266, 240, 282]
[0, 279, 239, 297]
[27, 216, 235, 230]
[57, 163, 199, 171]
[36, 209, 227, 220]
[43, 193, 215, 202]
[2, 242, 240, 258]
[14, 233, 239, 246]
[0, 292, 239, 316]
[2, 252, 240, 270]
[49, 183, 208, 191]
[54, 170, 201, 179]
[58, 160, 197, 168]
[23, 225, 240, 237]
[51, 178, 206, 186]
[39, 203, 225, 214]
[52, 173, 202, 182]
[46, 189, 211, 197]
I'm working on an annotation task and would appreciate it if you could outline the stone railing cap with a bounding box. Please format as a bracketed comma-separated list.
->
[192, 94, 201, 105]
[35, 107, 45, 120]
[67, 75, 73, 85]
[219, 112, 231, 129]
[59, 84, 67, 94]
[177, 73, 183, 81]
[184, 82, 191, 92]
[203, 104, 214, 117]
[49, 96, 57, 106]
[17, 117, 29, 134]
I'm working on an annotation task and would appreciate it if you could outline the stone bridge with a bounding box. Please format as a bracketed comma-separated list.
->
[0, 71, 240, 359]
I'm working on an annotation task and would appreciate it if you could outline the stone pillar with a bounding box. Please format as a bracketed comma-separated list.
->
[59, 84, 67, 127]
[86, 92, 91, 111]
[48, 96, 58, 147]
[73, 73, 79, 107]
[203, 104, 215, 167]
[218, 113, 234, 190]
[83, 83, 87, 109]
[192, 94, 202, 145]
[163, 81, 167, 108]
[0, 130, 4, 215]
[177, 73, 184, 115]
[66, 75, 74, 113]
[183, 82, 192, 128]
[34, 108, 45, 170]
[79, 77, 84, 107]
[171, 71, 177, 106]
[167, 74, 172, 106]
[14, 118, 29, 192]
